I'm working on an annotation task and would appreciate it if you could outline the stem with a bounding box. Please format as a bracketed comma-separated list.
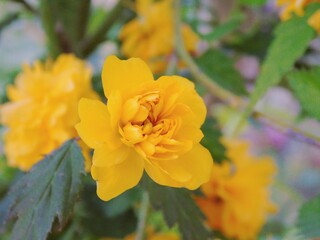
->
[80, 0, 124, 57]
[11, 0, 37, 14]
[0, 12, 19, 32]
[75, 0, 91, 42]
[254, 110, 320, 148]
[135, 191, 149, 240]
[173, 0, 244, 107]
[173, 0, 320, 148]
[39, 0, 61, 58]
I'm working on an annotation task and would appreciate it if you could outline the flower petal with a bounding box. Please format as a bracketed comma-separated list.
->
[152, 144, 213, 189]
[102, 55, 154, 99]
[155, 75, 207, 125]
[92, 149, 144, 201]
[93, 144, 130, 167]
[75, 98, 120, 149]
[144, 159, 185, 188]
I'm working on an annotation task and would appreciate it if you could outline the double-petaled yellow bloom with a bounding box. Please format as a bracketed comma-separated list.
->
[0, 54, 98, 171]
[277, 0, 320, 32]
[196, 139, 277, 240]
[119, 0, 199, 73]
[76, 56, 213, 201]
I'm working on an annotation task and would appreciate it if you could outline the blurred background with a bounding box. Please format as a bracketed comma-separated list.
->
[1, 0, 320, 239]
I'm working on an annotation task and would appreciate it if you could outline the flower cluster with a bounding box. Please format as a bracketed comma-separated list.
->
[196, 139, 277, 240]
[124, 229, 179, 240]
[76, 55, 213, 201]
[0, 54, 98, 171]
[277, 0, 320, 32]
[119, 0, 199, 73]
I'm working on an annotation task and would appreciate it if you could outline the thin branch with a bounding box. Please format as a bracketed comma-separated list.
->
[173, 0, 245, 108]
[75, 0, 91, 42]
[0, 12, 19, 32]
[253, 110, 320, 148]
[39, 0, 61, 58]
[173, 0, 320, 148]
[135, 191, 149, 240]
[11, 0, 37, 14]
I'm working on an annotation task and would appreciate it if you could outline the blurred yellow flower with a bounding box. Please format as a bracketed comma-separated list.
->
[0, 54, 99, 171]
[124, 230, 179, 240]
[76, 55, 212, 201]
[308, 9, 320, 32]
[196, 139, 277, 240]
[119, 0, 199, 73]
[277, 0, 320, 32]
[104, 228, 179, 240]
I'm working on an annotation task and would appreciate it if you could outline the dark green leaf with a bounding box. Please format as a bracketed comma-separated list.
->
[0, 140, 84, 240]
[201, 117, 228, 164]
[142, 176, 211, 240]
[202, 14, 244, 41]
[241, 3, 319, 121]
[287, 67, 320, 121]
[76, 183, 138, 238]
[196, 49, 248, 96]
[296, 195, 320, 239]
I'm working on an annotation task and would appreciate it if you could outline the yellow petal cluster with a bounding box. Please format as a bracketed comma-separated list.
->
[76, 55, 213, 201]
[119, 0, 199, 73]
[125, 233, 179, 240]
[308, 9, 320, 32]
[105, 228, 179, 240]
[196, 139, 277, 240]
[0, 54, 99, 171]
[277, 0, 320, 32]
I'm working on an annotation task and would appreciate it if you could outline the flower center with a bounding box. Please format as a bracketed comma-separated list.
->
[119, 90, 187, 160]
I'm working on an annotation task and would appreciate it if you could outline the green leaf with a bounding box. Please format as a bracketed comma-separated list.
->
[296, 195, 320, 239]
[75, 182, 138, 238]
[287, 67, 320, 121]
[202, 14, 244, 41]
[0, 140, 84, 240]
[0, 69, 19, 104]
[241, 3, 318, 120]
[201, 117, 228, 164]
[196, 49, 248, 96]
[142, 176, 212, 240]
[239, 0, 267, 6]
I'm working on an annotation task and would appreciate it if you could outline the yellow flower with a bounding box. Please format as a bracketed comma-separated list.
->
[119, 0, 199, 73]
[124, 229, 179, 240]
[104, 228, 179, 240]
[0, 54, 99, 171]
[196, 139, 277, 240]
[308, 9, 320, 32]
[76, 56, 213, 201]
[126, 233, 179, 240]
[277, 0, 320, 32]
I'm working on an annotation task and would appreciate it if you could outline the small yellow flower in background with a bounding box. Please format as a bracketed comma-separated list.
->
[277, 0, 320, 33]
[76, 55, 213, 201]
[196, 139, 277, 240]
[124, 229, 179, 240]
[0, 54, 99, 171]
[308, 9, 320, 32]
[104, 228, 179, 240]
[119, 0, 199, 73]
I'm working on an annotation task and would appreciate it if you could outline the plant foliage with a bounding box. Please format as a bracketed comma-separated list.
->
[142, 176, 211, 240]
[241, 3, 319, 120]
[287, 67, 320, 121]
[0, 140, 84, 240]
